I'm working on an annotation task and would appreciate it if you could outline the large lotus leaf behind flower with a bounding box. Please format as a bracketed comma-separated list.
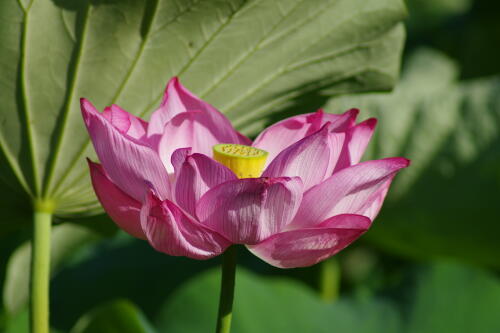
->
[0, 0, 406, 230]
[82, 78, 409, 268]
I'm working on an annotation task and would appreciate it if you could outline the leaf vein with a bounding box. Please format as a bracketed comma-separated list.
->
[199, 0, 307, 99]
[43, 4, 91, 197]
[223, 6, 394, 114]
[137, 0, 250, 119]
[20, 4, 41, 196]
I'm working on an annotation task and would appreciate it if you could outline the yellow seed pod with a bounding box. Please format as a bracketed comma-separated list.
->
[213, 144, 268, 178]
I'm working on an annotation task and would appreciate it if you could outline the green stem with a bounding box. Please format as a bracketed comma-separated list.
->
[30, 209, 52, 333]
[319, 257, 341, 302]
[215, 246, 237, 333]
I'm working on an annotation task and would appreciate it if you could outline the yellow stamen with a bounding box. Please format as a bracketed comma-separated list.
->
[213, 144, 268, 178]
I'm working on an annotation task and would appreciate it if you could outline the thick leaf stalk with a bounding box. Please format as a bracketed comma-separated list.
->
[216, 246, 237, 333]
[30, 202, 53, 333]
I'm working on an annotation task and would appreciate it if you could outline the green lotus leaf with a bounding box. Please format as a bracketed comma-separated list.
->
[157, 261, 500, 332]
[0, 0, 406, 222]
[327, 49, 500, 267]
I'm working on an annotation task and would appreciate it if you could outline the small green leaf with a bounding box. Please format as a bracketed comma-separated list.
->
[70, 299, 155, 333]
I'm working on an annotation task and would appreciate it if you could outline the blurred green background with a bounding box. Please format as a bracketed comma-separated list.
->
[1, 0, 499, 332]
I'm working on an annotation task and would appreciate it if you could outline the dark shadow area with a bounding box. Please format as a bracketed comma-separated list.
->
[140, 0, 159, 38]
[406, 0, 500, 79]
[0, 230, 30, 314]
[52, 0, 134, 10]
[50, 237, 213, 329]
[49, 237, 322, 330]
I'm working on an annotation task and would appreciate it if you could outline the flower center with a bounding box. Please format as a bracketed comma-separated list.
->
[213, 144, 268, 178]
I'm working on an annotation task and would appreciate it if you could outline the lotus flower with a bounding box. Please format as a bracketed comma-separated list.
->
[81, 77, 409, 268]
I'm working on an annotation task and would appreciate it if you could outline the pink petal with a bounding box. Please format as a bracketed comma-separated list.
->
[102, 104, 148, 143]
[171, 147, 192, 174]
[335, 118, 377, 172]
[158, 111, 220, 172]
[81, 98, 170, 201]
[174, 152, 237, 216]
[147, 77, 250, 147]
[248, 214, 370, 268]
[146, 77, 187, 139]
[196, 177, 303, 245]
[88, 160, 145, 239]
[356, 177, 393, 220]
[262, 125, 345, 190]
[140, 191, 231, 259]
[157, 105, 251, 172]
[324, 108, 359, 132]
[290, 157, 410, 229]
[253, 109, 358, 164]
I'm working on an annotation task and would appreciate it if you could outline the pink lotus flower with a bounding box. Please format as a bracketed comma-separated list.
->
[81, 77, 409, 268]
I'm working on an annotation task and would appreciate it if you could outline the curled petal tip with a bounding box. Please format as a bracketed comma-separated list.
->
[364, 118, 378, 129]
[87, 158, 100, 171]
[344, 108, 360, 124]
[144, 182, 160, 197]
[343, 108, 360, 127]
[347, 108, 360, 116]
[166, 76, 182, 90]
[394, 157, 411, 167]
[80, 98, 98, 125]
[80, 97, 93, 108]
[171, 147, 193, 173]
[311, 109, 324, 119]
[381, 157, 411, 169]
[319, 121, 332, 132]
[80, 97, 94, 111]
[86, 157, 95, 166]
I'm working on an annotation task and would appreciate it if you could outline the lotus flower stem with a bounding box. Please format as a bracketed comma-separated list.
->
[30, 207, 52, 333]
[319, 257, 340, 302]
[215, 245, 237, 333]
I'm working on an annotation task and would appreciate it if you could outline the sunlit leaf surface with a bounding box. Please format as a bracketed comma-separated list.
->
[158, 261, 500, 332]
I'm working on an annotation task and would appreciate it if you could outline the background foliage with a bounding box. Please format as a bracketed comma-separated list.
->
[1, 0, 499, 331]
